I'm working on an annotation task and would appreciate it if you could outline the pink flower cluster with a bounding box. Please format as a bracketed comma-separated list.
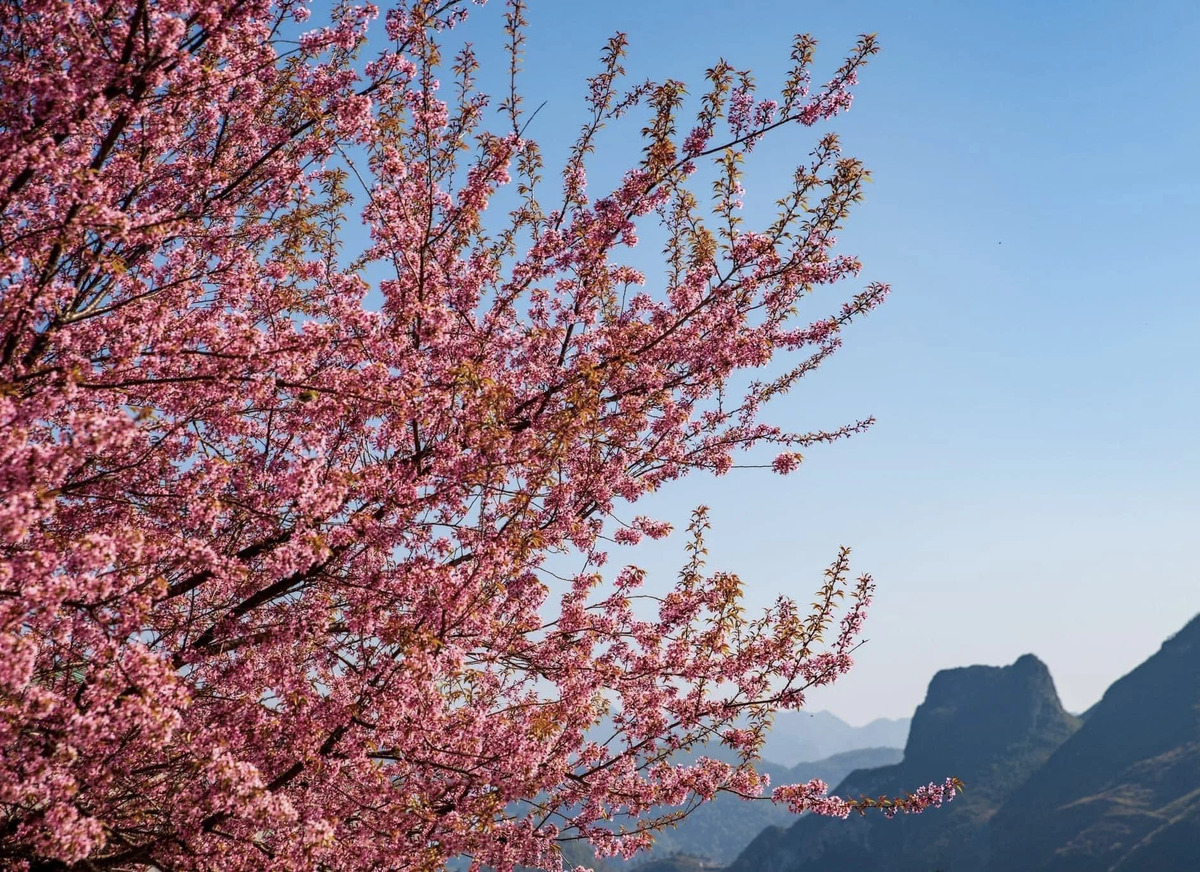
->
[0, 3, 943, 870]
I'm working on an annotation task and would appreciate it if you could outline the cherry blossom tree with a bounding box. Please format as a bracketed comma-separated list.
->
[0, 1, 959, 869]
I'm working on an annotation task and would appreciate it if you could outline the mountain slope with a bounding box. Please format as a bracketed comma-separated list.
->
[987, 613, 1200, 872]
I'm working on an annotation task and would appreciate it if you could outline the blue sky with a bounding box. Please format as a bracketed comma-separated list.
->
[470, 0, 1200, 724]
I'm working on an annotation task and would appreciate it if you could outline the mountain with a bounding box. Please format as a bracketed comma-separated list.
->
[727, 654, 1080, 872]
[616, 747, 903, 869]
[759, 711, 910, 769]
[786, 747, 906, 794]
[568, 710, 908, 870]
[987, 613, 1200, 872]
[631, 854, 720, 872]
[582, 711, 907, 772]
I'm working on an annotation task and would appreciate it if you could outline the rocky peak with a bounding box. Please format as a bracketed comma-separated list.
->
[903, 653, 1074, 777]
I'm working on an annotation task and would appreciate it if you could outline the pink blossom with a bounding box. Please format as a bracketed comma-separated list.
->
[0, 5, 932, 869]
[772, 451, 804, 474]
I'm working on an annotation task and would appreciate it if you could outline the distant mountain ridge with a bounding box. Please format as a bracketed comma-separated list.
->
[759, 711, 910, 769]
[570, 708, 909, 870]
[612, 746, 904, 870]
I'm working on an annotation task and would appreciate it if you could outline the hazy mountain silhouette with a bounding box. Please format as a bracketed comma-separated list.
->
[566, 709, 908, 870]
[631, 854, 720, 872]
[987, 613, 1200, 872]
[726, 654, 1080, 872]
[611, 747, 903, 868]
[759, 711, 910, 769]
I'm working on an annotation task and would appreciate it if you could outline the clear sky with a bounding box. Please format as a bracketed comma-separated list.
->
[467, 0, 1200, 725]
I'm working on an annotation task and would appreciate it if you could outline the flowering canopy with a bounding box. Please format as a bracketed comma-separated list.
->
[0, 1, 958, 869]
